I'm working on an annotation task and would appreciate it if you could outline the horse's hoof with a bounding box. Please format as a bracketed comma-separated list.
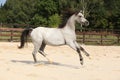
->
[80, 60, 83, 65]
[46, 57, 53, 64]
[88, 56, 92, 60]
[86, 54, 90, 57]
[34, 60, 37, 63]
[80, 59, 83, 65]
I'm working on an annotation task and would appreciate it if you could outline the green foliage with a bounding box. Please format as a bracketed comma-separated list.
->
[0, 0, 120, 29]
[31, 14, 47, 26]
[48, 14, 61, 28]
[35, 0, 58, 17]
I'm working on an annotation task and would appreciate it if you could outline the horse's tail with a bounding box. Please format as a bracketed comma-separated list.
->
[18, 28, 33, 49]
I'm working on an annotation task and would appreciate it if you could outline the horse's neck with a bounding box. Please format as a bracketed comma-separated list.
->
[65, 15, 76, 31]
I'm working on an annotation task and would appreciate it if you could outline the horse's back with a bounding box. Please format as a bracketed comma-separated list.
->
[30, 27, 65, 46]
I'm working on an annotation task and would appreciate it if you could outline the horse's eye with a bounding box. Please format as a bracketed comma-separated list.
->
[79, 16, 82, 18]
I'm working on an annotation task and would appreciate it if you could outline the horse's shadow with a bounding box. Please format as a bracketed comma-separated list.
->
[11, 60, 80, 69]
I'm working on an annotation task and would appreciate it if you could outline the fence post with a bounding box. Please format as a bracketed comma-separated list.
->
[117, 35, 120, 44]
[83, 32, 85, 43]
[10, 30, 13, 41]
[100, 33, 103, 45]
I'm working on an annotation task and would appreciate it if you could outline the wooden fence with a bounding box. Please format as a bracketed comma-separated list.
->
[76, 29, 120, 45]
[0, 28, 120, 45]
[0, 28, 23, 42]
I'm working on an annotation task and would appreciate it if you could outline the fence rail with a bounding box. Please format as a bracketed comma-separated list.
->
[0, 28, 120, 45]
[0, 28, 23, 42]
[76, 29, 120, 45]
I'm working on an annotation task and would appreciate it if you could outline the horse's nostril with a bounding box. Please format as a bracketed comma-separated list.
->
[85, 21, 89, 26]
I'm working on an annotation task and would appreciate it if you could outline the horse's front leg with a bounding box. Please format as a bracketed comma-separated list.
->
[76, 47, 83, 65]
[80, 46, 90, 57]
[67, 41, 83, 65]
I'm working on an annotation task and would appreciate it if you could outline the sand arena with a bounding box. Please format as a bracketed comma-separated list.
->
[0, 42, 120, 80]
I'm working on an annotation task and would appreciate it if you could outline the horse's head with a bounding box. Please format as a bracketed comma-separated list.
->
[75, 11, 89, 26]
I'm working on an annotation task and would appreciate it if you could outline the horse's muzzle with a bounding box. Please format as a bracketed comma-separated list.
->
[85, 21, 89, 26]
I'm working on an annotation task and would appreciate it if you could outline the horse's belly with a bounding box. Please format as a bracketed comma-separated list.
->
[45, 37, 65, 46]
[44, 34, 65, 46]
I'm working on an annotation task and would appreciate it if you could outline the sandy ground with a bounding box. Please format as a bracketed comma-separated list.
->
[0, 42, 120, 80]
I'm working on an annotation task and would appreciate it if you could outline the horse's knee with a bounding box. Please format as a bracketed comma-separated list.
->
[80, 47, 90, 57]
[80, 47, 84, 51]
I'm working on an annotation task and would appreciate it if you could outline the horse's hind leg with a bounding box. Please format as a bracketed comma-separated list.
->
[32, 43, 41, 63]
[38, 42, 46, 57]
[38, 42, 52, 63]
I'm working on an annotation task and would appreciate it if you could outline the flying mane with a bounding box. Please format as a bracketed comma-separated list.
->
[58, 11, 79, 28]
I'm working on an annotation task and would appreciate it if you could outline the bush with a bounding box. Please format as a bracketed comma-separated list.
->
[48, 14, 61, 28]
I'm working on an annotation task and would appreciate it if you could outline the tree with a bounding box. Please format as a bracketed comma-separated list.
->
[48, 14, 61, 27]
[33, 0, 59, 27]
[0, 0, 120, 29]
[31, 14, 47, 26]
[1, 0, 36, 25]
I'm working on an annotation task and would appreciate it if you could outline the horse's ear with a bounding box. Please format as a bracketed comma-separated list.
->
[75, 10, 83, 15]
[80, 10, 83, 13]
[75, 11, 79, 15]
